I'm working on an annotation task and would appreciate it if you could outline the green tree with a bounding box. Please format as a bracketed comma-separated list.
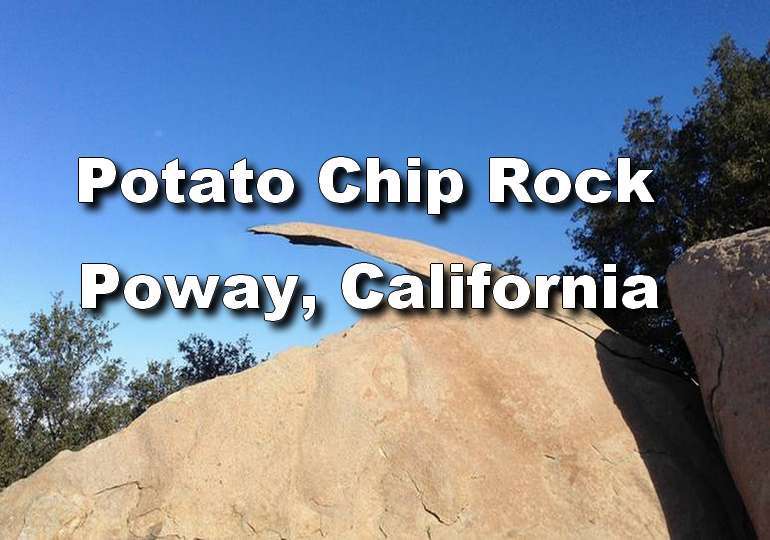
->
[126, 359, 181, 420]
[568, 36, 770, 374]
[177, 334, 263, 385]
[0, 377, 21, 488]
[498, 256, 528, 278]
[0, 294, 128, 484]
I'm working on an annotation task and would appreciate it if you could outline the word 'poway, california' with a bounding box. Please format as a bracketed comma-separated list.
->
[78, 156, 654, 216]
[81, 262, 656, 320]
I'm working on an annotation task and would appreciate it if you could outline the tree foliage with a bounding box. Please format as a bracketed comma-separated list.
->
[498, 256, 528, 278]
[0, 379, 20, 488]
[568, 36, 770, 374]
[177, 334, 261, 386]
[0, 294, 127, 482]
[126, 359, 181, 420]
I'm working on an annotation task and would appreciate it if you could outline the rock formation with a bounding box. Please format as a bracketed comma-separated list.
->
[0, 223, 751, 538]
[668, 226, 769, 538]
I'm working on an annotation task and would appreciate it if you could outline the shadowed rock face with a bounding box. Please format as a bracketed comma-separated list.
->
[668, 226, 770, 538]
[0, 223, 751, 538]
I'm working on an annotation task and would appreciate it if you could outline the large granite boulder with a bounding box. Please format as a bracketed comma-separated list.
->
[668, 226, 770, 537]
[0, 223, 751, 538]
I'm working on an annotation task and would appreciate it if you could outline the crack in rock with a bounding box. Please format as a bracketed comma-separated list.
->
[93, 480, 146, 496]
[406, 472, 460, 527]
[539, 313, 691, 381]
[709, 330, 726, 446]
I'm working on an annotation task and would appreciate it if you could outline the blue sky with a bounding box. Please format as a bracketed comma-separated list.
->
[1, 1, 768, 369]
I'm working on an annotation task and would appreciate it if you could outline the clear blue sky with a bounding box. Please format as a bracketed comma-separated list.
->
[1, 1, 768, 369]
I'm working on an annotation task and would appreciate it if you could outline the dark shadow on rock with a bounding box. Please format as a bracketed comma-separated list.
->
[595, 329, 754, 539]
